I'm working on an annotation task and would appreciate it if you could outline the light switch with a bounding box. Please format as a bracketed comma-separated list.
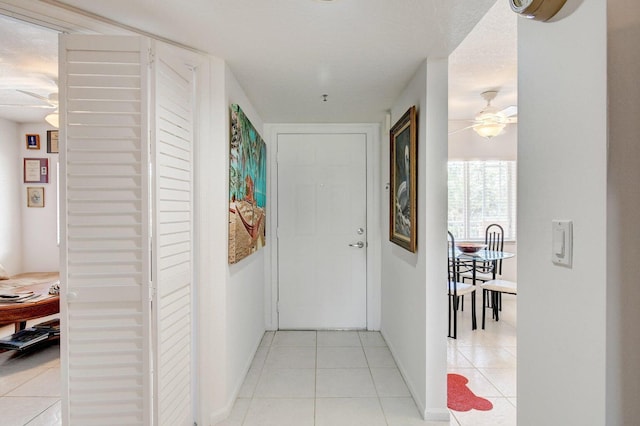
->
[552, 220, 572, 267]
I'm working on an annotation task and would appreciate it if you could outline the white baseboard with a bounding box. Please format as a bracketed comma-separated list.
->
[423, 408, 451, 422]
[208, 331, 265, 425]
[380, 329, 450, 423]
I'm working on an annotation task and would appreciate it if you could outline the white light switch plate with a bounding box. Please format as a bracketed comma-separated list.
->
[552, 220, 572, 267]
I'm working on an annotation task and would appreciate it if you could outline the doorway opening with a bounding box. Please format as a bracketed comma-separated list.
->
[446, 1, 518, 424]
[0, 11, 62, 423]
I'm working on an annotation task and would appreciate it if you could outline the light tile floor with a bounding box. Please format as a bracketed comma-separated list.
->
[0, 340, 61, 426]
[448, 293, 517, 426]
[219, 294, 517, 426]
[216, 330, 445, 426]
[0, 294, 516, 426]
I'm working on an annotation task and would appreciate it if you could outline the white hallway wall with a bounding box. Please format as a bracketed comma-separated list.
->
[0, 119, 58, 274]
[0, 117, 21, 273]
[223, 63, 266, 413]
[18, 123, 59, 272]
[518, 1, 610, 424]
[380, 58, 449, 421]
[199, 57, 267, 424]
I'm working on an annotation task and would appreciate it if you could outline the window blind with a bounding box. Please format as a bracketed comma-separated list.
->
[448, 161, 517, 241]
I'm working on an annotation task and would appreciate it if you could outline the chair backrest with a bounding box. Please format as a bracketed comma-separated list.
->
[447, 231, 457, 295]
[485, 223, 505, 275]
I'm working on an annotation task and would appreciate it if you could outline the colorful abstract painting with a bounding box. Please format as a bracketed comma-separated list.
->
[229, 104, 267, 264]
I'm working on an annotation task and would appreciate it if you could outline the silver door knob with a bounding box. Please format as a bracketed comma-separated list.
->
[349, 241, 365, 248]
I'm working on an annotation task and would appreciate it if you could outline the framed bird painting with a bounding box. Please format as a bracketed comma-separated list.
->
[389, 105, 417, 253]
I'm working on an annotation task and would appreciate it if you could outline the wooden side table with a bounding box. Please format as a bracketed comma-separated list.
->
[0, 281, 60, 333]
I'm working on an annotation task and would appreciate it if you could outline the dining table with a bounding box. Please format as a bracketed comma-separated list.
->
[451, 248, 515, 331]
[453, 248, 515, 285]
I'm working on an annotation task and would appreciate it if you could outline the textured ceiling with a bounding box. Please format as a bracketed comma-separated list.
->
[0, 14, 58, 123]
[0, 0, 516, 125]
[449, 0, 518, 122]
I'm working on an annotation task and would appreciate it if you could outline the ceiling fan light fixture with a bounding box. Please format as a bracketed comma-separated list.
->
[45, 111, 59, 128]
[474, 122, 506, 139]
[475, 108, 506, 124]
[472, 91, 509, 138]
[448, 90, 516, 139]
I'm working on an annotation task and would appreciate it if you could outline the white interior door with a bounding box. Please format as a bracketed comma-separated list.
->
[277, 133, 367, 329]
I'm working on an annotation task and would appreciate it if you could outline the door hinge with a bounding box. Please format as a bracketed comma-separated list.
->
[277, 300, 280, 313]
[148, 48, 155, 68]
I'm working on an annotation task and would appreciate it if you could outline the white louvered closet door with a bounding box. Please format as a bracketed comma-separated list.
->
[150, 42, 195, 426]
[61, 35, 197, 425]
[60, 35, 153, 425]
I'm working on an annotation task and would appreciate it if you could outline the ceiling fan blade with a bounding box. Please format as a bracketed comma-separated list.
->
[16, 89, 50, 102]
[500, 105, 518, 118]
[505, 117, 518, 124]
[448, 124, 477, 135]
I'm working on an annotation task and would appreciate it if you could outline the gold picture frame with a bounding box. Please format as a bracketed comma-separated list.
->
[389, 105, 417, 252]
[26, 134, 40, 150]
[27, 187, 45, 208]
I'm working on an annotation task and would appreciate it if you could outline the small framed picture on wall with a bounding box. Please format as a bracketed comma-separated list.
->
[46, 130, 59, 153]
[27, 187, 45, 208]
[23, 158, 49, 183]
[26, 134, 40, 150]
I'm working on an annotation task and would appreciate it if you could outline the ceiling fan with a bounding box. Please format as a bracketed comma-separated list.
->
[0, 72, 59, 126]
[0, 89, 57, 108]
[12, 88, 59, 128]
[449, 90, 517, 139]
[15, 89, 58, 108]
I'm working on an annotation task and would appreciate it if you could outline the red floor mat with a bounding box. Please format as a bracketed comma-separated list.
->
[447, 373, 493, 412]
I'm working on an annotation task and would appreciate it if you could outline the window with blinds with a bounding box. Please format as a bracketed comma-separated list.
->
[448, 161, 517, 241]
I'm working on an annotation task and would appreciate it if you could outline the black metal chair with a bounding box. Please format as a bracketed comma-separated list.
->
[448, 231, 476, 339]
[481, 279, 517, 329]
[460, 223, 505, 284]
[460, 223, 505, 310]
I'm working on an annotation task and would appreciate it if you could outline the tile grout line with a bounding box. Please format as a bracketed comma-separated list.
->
[447, 296, 517, 425]
[241, 331, 272, 426]
[361, 331, 390, 426]
[23, 398, 60, 426]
